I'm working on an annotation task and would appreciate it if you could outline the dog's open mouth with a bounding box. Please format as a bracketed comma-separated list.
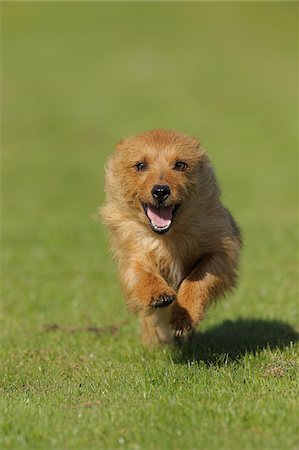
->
[142, 203, 179, 234]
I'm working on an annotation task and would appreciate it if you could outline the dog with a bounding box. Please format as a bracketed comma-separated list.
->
[101, 129, 242, 345]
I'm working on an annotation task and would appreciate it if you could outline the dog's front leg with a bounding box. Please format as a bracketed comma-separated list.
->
[120, 261, 176, 313]
[170, 251, 239, 336]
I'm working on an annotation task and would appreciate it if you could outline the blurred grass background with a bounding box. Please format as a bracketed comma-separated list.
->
[1, 2, 298, 449]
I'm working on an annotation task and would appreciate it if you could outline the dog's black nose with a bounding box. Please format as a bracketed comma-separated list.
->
[151, 184, 171, 202]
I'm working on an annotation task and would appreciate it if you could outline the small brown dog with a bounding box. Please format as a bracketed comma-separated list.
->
[101, 129, 242, 345]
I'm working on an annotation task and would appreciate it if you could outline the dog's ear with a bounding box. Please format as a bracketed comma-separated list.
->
[190, 136, 207, 169]
[190, 135, 201, 150]
[115, 139, 125, 151]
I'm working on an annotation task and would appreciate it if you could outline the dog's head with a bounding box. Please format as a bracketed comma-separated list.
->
[104, 129, 218, 235]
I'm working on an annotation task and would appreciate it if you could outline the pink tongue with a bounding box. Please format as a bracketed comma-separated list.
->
[147, 205, 172, 228]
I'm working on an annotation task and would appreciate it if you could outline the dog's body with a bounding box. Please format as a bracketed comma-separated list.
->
[101, 129, 242, 345]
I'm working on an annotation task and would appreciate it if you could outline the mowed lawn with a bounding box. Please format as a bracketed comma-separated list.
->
[1, 3, 298, 450]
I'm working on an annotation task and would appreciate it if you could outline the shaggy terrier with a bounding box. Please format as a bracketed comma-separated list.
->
[101, 129, 242, 345]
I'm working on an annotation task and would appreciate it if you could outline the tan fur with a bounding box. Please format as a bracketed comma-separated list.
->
[101, 129, 242, 345]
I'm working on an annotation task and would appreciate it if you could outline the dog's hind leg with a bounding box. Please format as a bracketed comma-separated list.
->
[140, 306, 174, 346]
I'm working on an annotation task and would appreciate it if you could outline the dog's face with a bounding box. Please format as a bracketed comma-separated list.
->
[106, 130, 208, 235]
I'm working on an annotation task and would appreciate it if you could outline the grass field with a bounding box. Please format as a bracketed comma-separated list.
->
[1, 2, 298, 450]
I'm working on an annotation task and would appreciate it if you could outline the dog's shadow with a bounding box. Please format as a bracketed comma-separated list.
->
[172, 318, 298, 365]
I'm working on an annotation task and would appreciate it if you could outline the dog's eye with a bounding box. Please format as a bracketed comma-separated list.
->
[173, 161, 187, 171]
[134, 162, 148, 171]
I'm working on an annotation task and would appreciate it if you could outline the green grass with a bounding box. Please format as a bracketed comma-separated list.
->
[1, 2, 298, 449]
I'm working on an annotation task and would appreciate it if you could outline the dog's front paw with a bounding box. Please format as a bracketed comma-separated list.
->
[170, 304, 194, 337]
[171, 317, 193, 337]
[151, 293, 176, 309]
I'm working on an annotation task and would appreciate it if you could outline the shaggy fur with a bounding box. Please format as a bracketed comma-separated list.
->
[101, 129, 242, 345]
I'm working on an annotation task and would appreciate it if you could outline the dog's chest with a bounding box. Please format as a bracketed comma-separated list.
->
[161, 257, 186, 290]
[151, 247, 187, 290]
[140, 234, 194, 290]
